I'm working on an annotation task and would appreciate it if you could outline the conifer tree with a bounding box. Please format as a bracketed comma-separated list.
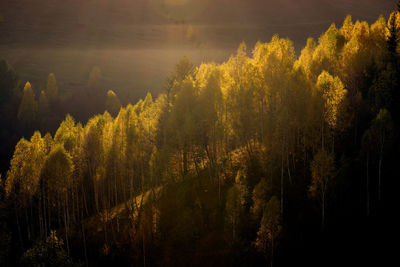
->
[18, 82, 37, 130]
[106, 90, 122, 117]
[46, 73, 58, 101]
[88, 66, 102, 90]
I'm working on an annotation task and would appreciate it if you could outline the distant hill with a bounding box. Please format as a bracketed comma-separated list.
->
[0, 0, 395, 97]
[0, 0, 394, 29]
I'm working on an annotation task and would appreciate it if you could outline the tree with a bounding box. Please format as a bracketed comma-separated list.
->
[255, 196, 281, 267]
[225, 42, 259, 151]
[225, 170, 248, 244]
[165, 56, 194, 100]
[5, 139, 31, 202]
[340, 15, 354, 41]
[309, 149, 335, 231]
[251, 178, 273, 218]
[46, 73, 58, 101]
[18, 82, 37, 130]
[5, 132, 46, 242]
[315, 71, 347, 150]
[54, 115, 79, 153]
[311, 23, 343, 77]
[296, 37, 317, 81]
[166, 77, 199, 177]
[21, 231, 78, 267]
[106, 90, 122, 117]
[5, 132, 45, 205]
[387, 11, 399, 57]
[370, 109, 394, 201]
[88, 66, 102, 90]
[41, 145, 74, 254]
[83, 117, 105, 213]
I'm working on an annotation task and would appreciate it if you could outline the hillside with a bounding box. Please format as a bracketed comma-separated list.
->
[0, 2, 399, 267]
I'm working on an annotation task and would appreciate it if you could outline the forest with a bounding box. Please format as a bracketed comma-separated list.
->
[0, 3, 399, 267]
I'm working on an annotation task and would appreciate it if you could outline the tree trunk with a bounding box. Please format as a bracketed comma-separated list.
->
[286, 147, 292, 184]
[15, 204, 24, 251]
[63, 193, 70, 256]
[378, 138, 384, 201]
[24, 207, 31, 241]
[321, 117, 325, 151]
[43, 190, 48, 237]
[281, 143, 284, 215]
[39, 193, 43, 239]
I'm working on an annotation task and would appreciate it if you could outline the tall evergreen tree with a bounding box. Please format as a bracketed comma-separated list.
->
[17, 82, 37, 130]
[106, 90, 122, 117]
[46, 73, 58, 102]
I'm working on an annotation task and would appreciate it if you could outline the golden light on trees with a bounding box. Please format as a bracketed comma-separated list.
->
[2, 4, 400, 265]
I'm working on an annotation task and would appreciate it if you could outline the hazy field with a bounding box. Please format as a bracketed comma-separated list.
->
[0, 0, 394, 101]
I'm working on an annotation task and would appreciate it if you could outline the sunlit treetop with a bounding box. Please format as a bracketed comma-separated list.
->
[106, 90, 122, 117]
[316, 71, 347, 129]
[41, 144, 74, 196]
[54, 114, 79, 153]
[296, 37, 317, 78]
[18, 82, 37, 125]
[352, 20, 370, 45]
[370, 16, 387, 49]
[340, 15, 354, 41]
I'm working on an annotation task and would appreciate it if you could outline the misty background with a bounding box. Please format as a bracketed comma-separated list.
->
[0, 0, 395, 101]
